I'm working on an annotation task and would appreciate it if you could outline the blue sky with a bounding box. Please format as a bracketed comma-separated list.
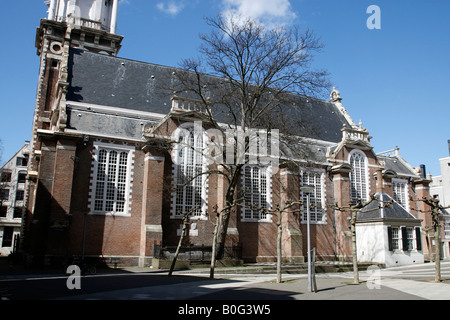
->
[0, 0, 449, 176]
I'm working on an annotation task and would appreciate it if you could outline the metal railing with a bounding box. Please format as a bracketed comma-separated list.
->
[67, 16, 102, 30]
[171, 96, 208, 114]
[154, 242, 242, 263]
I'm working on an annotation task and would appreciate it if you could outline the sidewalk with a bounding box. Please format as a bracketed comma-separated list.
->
[53, 272, 430, 300]
[2, 259, 449, 300]
[379, 278, 450, 300]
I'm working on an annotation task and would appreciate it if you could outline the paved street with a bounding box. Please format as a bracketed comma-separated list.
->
[1, 261, 449, 302]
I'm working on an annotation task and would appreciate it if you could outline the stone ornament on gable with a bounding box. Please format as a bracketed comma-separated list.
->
[330, 87, 342, 102]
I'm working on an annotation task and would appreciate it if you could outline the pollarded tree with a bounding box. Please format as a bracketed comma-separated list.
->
[410, 196, 450, 282]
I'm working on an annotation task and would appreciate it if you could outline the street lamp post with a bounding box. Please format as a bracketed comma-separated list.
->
[300, 184, 315, 293]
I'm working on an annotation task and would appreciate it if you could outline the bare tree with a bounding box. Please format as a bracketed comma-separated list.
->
[209, 201, 242, 279]
[168, 207, 199, 277]
[171, 13, 330, 268]
[410, 196, 450, 282]
[260, 200, 303, 283]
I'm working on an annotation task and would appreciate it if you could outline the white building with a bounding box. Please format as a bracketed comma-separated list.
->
[0, 142, 30, 256]
[429, 140, 450, 260]
[430, 141, 450, 206]
[356, 192, 424, 267]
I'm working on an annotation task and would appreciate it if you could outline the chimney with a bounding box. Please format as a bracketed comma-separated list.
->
[376, 169, 383, 193]
[420, 164, 426, 179]
[448, 139, 450, 156]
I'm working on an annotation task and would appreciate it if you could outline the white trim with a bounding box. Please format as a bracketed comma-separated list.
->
[67, 100, 166, 120]
[145, 155, 165, 162]
[146, 225, 163, 233]
[65, 129, 145, 143]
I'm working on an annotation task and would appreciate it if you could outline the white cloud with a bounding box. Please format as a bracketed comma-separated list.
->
[222, 0, 297, 28]
[156, 1, 185, 16]
[119, 0, 131, 6]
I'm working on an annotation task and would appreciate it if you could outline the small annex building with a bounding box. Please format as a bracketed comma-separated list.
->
[356, 192, 424, 267]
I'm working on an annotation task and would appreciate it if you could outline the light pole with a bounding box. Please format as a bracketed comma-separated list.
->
[300, 184, 315, 293]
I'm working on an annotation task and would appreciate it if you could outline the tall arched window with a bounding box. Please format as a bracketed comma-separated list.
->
[300, 169, 325, 223]
[241, 165, 272, 222]
[349, 150, 368, 204]
[172, 124, 207, 218]
[90, 142, 135, 216]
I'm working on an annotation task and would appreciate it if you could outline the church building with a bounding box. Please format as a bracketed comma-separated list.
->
[22, 0, 434, 268]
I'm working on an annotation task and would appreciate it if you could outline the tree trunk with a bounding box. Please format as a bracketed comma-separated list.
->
[215, 181, 239, 259]
[168, 219, 188, 277]
[210, 213, 221, 279]
[434, 211, 441, 283]
[276, 215, 282, 283]
[350, 210, 359, 284]
[215, 210, 229, 260]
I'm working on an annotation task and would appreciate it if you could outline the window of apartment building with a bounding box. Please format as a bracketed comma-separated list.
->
[16, 155, 28, 167]
[15, 190, 24, 202]
[300, 169, 325, 223]
[172, 125, 207, 219]
[1, 227, 14, 247]
[1, 171, 12, 183]
[388, 226, 421, 251]
[17, 172, 27, 184]
[241, 165, 272, 222]
[0, 189, 9, 201]
[13, 207, 23, 219]
[349, 150, 368, 204]
[89, 142, 135, 216]
[0, 206, 7, 218]
[392, 179, 408, 210]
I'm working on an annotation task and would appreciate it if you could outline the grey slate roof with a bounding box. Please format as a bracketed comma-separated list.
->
[67, 49, 175, 115]
[67, 48, 351, 143]
[357, 192, 417, 221]
[379, 155, 418, 178]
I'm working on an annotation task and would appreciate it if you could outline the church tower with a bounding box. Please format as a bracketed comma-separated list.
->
[23, 1, 123, 264]
[40, 0, 123, 56]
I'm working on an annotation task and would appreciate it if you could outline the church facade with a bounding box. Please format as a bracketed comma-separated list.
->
[22, 0, 434, 268]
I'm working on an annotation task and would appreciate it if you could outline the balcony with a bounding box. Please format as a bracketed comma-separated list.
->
[171, 95, 207, 114]
[67, 16, 102, 30]
[341, 123, 371, 144]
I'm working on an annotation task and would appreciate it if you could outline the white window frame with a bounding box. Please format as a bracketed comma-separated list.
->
[89, 142, 135, 216]
[241, 165, 272, 222]
[349, 149, 369, 204]
[444, 218, 450, 239]
[171, 123, 208, 220]
[392, 178, 409, 211]
[391, 227, 400, 251]
[406, 227, 416, 251]
[300, 168, 326, 224]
